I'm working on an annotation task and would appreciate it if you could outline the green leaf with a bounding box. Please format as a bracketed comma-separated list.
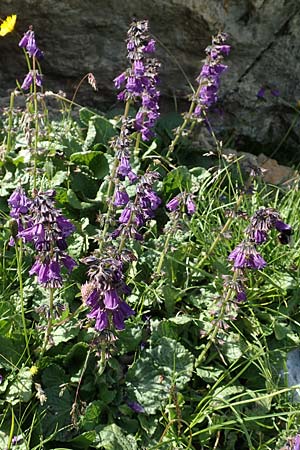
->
[196, 366, 224, 383]
[40, 365, 73, 440]
[96, 424, 137, 450]
[79, 107, 96, 125]
[0, 301, 15, 335]
[79, 401, 102, 431]
[163, 166, 191, 193]
[83, 120, 97, 150]
[67, 189, 82, 209]
[6, 367, 32, 404]
[71, 172, 99, 198]
[51, 318, 80, 346]
[126, 337, 194, 414]
[93, 115, 116, 146]
[51, 170, 68, 187]
[222, 333, 245, 362]
[70, 151, 109, 179]
[0, 335, 24, 369]
[67, 430, 97, 447]
[150, 337, 194, 389]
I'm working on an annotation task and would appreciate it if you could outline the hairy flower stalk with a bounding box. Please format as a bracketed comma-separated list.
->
[156, 191, 196, 275]
[200, 206, 292, 365]
[112, 170, 161, 251]
[9, 188, 76, 352]
[81, 253, 134, 333]
[167, 32, 230, 158]
[114, 18, 160, 150]
[19, 26, 44, 190]
[85, 19, 160, 341]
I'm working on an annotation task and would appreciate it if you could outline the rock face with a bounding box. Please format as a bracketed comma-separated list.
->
[1, 0, 300, 160]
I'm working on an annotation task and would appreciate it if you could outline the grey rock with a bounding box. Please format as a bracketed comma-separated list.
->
[0, 0, 300, 157]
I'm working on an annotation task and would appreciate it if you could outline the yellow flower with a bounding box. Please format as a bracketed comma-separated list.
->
[0, 14, 17, 37]
[29, 365, 39, 376]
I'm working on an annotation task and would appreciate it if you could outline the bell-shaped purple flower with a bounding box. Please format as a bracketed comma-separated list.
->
[166, 196, 180, 212]
[104, 289, 121, 310]
[228, 242, 267, 270]
[114, 189, 130, 206]
[186, 196, 196, 215]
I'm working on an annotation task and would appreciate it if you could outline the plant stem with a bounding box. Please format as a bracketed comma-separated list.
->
[15, 239, 31, 360]
[196, 193, 244, 270]
[155, 232, 172, 275]
[133, 131, 141, 157]
[6, 407, 15, 450]
[99, 100, 131, 251]
[166, 84, 201, 159]
[41, 287, 54, 355]
[6, 90, 15, 153]
[32, 55, 39, 192]
[197, 274, 237, 368]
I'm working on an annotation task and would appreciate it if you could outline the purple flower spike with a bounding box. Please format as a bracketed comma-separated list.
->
[13, 190, 76, 288]
[193, 32, 230, 119]
[114, 18, 160, 141]
[82, 255, 135, 333]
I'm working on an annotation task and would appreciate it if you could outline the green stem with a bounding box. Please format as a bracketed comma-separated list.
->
[67, 73, 89, 122]
[6, 91, 15, 153]
[15, 239, 31, 360]
[166, 84, 202, 159]
[196, 193, 244, 270]
[133, 132, 141, 157]
[155, 230, 172, 275]
[32, 56, 39, 192]
[197, 273, 238, 367]
[41, 288, 54, 355]
[99, 100, 131, 252]
[6, 407, 15, 450]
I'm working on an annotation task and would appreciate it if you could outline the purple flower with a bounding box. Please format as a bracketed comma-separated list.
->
[193, 32, 230, 119]
[114, 72, 126, 89]
[87, 307, 109, 331]
[127, 400, 145, 413]
[82, 255, 135, 333]
[144, 39, 156, 53]
[8, 188, 31, 218]
[228, 242, 267, 270]
[186, 196, 196, 215]
[114, 189, 130, 206]
[19, 28, 43, 59]
[256, 87, 265, 99]
[104, 289, 121, 310]
[21, 70, 43, 91]
[294, 434, 300, 450]
[119, 206, 132, 224]
[275, 220, 292, 233]
[112, 301, 135, 330]
[117, 156, 131, 177]
[166, 196, 180, 212]
[15, 190, 76, 288]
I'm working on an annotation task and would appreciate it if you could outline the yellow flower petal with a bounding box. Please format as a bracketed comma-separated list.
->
[0, 14, 17, 37]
